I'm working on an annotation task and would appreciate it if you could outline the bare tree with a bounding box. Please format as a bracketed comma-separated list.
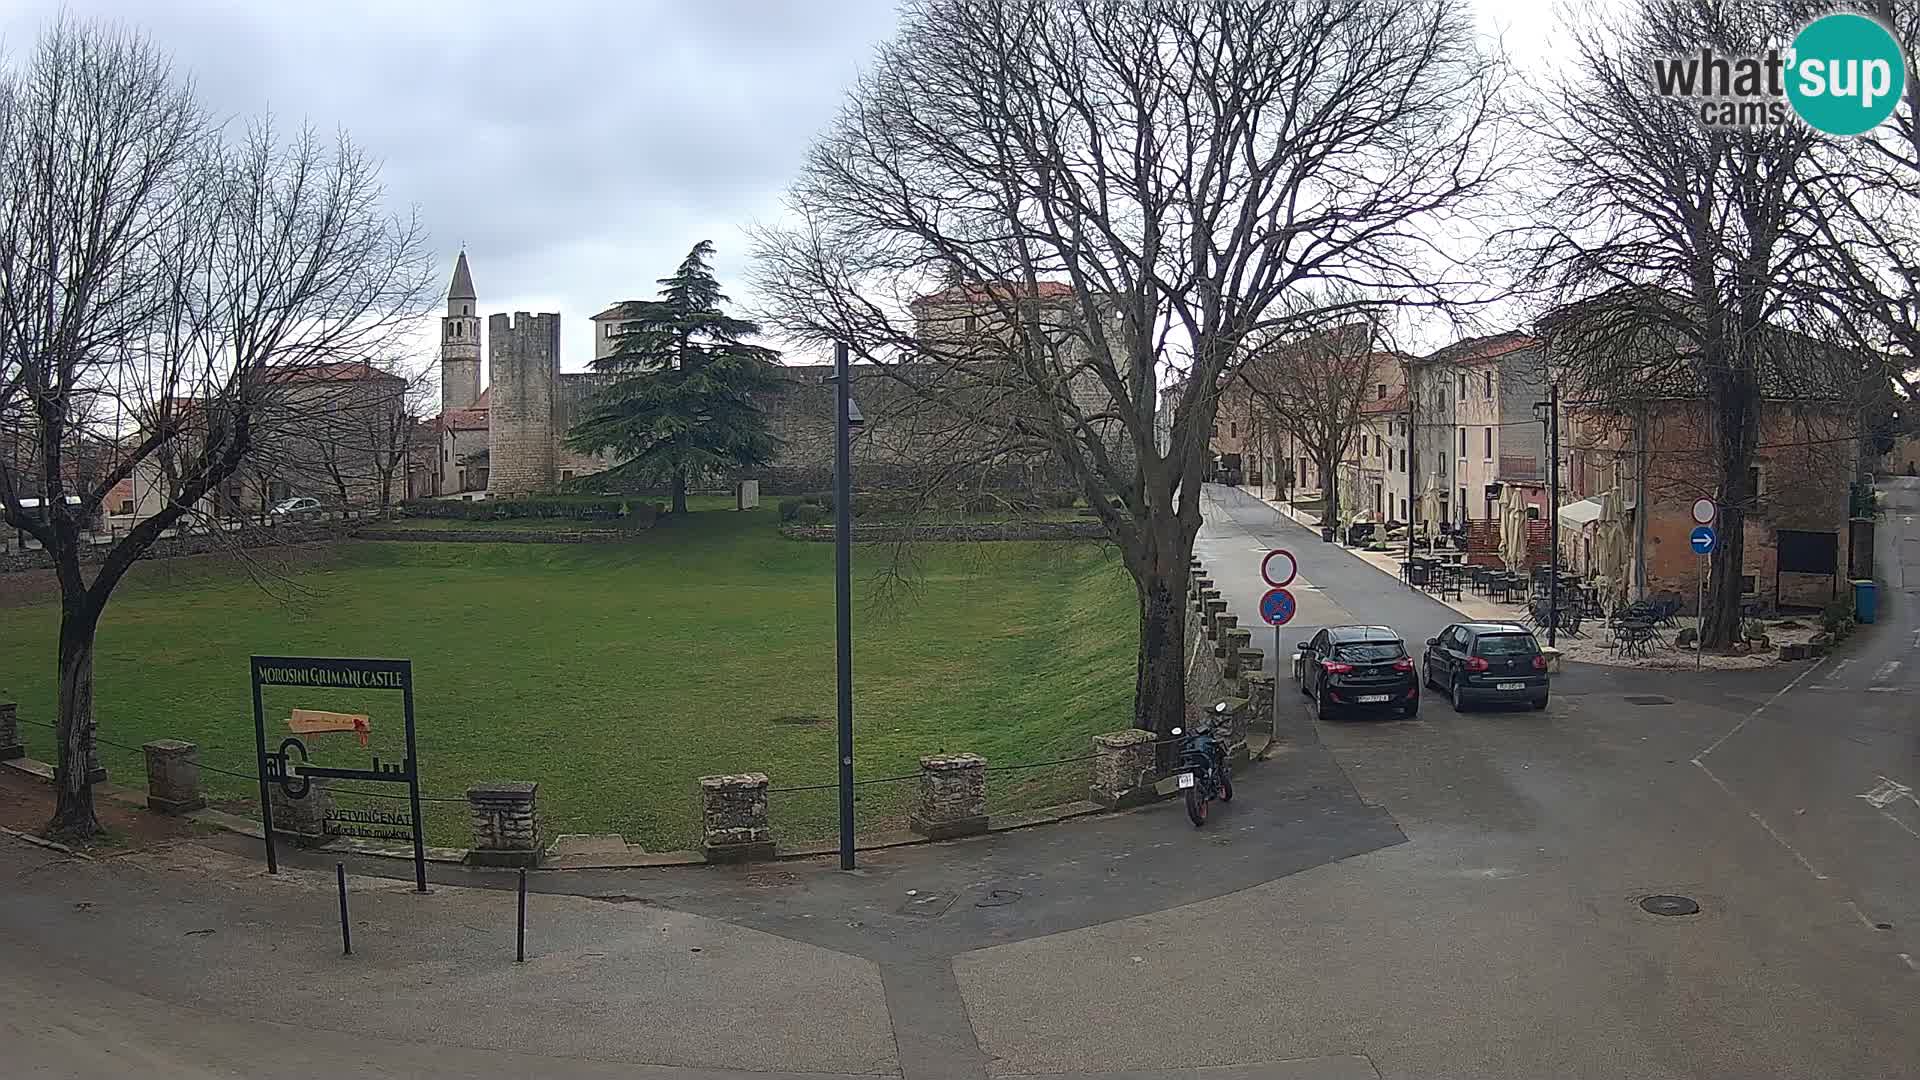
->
[303, 360, 433, 509]
[0, 21, 432, 840]
[1237, 309, 1394, 533]
[753, 0, 1507, 736]
[1513, 0, 1864, 648]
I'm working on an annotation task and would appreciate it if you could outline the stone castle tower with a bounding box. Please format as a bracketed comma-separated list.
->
[487, 311, 561, 496]
[440, 251, 481, 414]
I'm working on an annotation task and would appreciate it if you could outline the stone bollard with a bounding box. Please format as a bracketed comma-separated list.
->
[1204, 598, 1228, 638]
[0, 702, 22, 761]
[700, 772, 774, 863]
[467, 781, 542, 866]
[911, 754, 988, 840]
[268, 778, 332, 846]
[1089, 730, 1160, 808]
[1235, 648, 1264, 687]
[1215, 617, 1242, 658]
[1221, 628, 1252, 672]
[1241, 672, 1276, 733]
[1218, 698, 1252, 765]
[141, 740, 205, 814]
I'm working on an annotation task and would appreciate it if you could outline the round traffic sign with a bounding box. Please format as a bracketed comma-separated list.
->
[1260, 587, 1298, 626]
[1689, 524, 1716, 555]
[1691, 498, 1716, 525]
[1261, 548, 1297, 588]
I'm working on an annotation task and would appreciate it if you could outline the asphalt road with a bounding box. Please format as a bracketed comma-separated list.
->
[3, 483, 1915, 1078]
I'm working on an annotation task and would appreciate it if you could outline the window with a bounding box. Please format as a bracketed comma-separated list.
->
[1333, 640, 1406, 663]
[1230, 421, 1237, 438]
[1459, 487, 1468, 519]
[1747, 465, 1762, 498]
[1458, 372, 1467, 396]
[1484, 427, 1493, 458]
[117, 499, 133, 515]
[1483, 371, 1493, 399]
[1401, 497, 1408, 519]
[1459, 428, 1467, 456]
[1472, 632, 1540, 658]
[462, 304, 470, 316]
[1376, 383, 1387, 400]
[561, 470, 574, 483]
[965, 313, 978, 333]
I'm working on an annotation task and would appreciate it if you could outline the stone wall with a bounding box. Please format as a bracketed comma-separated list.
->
[488, 312, 560, 496]
[2, 519, 349, 576]
[780, 521, 1109, 543]
[353, 527, 651, 544]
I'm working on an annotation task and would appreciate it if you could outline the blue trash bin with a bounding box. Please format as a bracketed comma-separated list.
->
[1852, 579, 1877, 624]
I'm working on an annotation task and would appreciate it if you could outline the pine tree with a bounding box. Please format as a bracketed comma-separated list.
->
[569, 242, 781, 513]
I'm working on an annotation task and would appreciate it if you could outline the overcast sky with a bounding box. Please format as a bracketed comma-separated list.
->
[0, 0, 1556, 378]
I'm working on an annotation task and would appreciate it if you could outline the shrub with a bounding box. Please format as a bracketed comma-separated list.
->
[399, 496, 630, 522]
[792, 503, 829, 527]
[777, 497, 806, 522]
[1819, 598, 1853, 637]
[1741, 617, 1766, 641]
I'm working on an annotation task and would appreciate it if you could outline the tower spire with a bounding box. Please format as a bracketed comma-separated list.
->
[449, 250, 476, 302]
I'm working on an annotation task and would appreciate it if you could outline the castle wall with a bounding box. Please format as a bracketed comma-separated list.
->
[487, 312, 560, 496]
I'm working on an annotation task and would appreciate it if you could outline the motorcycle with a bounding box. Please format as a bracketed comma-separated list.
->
[1171, 701, 1234, 827]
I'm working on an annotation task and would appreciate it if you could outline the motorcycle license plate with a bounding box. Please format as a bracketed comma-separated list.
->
[1497, 682, 1524, 691]
[1357, 694, 1390, 703]
[1176, 772, 1196, 789]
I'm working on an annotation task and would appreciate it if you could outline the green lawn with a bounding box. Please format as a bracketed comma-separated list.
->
[0, 508, 1135, 851]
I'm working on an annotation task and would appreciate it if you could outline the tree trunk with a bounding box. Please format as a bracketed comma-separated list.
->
[671, 470, 688, 515]
[49, 600, 103, 841]
[1322, 455, 1341, 534]
[1702, 380, 1760, 649]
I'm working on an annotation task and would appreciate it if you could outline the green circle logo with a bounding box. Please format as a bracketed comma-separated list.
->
[1787, 13, 1906, 136]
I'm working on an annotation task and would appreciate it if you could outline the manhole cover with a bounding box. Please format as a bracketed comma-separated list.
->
[975, 888, 1023, 908]
[1626, 695, 1673, 706]
[1640, 894, 1700, 916]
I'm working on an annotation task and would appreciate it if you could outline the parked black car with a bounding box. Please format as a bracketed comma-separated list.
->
[1422, 622, 1550, 711]
[1295, 625, 1419, 720]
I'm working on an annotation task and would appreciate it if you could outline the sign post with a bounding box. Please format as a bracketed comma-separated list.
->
[1689, 509, 1717, 670]
[1260, 547, 1299, 732]
[251, 656, 426, 892]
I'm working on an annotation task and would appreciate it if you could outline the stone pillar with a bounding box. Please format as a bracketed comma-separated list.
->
[910, 754, 987, 839]
[1242, 672, 1276, 733]
[467, 781, 542, 866]
[1215, 617, 1242, 658]
[1204, 598, 1228, 638]
[269, 779, 332, 846]
[1218, 698, 1252, 765]
[0, 702, 22, 761]
[1089, 730, 1159, 808]
[1222, 628, 1252, 673]
[1235, 648, 1264, 688]
[142, 740, 204, 814]
[700, 772, 774, 862]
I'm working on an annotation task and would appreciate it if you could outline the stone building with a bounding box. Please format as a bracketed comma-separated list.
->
[428, 256, 1131, 498]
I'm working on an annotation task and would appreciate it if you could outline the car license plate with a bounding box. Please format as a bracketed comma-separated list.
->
[1358, 694, 1390, 703]
[1176, 772, 1196, 789]
[1497, 682, 1524, 691]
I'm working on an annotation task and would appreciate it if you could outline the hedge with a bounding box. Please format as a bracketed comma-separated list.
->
[398, 497, 660, 526]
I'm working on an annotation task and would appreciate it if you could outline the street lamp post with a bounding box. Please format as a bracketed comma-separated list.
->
[831, 342, 859, 870]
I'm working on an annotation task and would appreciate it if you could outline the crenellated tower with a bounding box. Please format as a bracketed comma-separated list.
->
[487, 311, 561, 495]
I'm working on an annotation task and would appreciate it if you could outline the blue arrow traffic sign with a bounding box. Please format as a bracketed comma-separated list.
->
[1690, 525, 1716, 555]
[1260, 587, 1298, 626]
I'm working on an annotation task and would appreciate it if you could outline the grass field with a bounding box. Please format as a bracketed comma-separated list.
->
[0, 507, 1136, 850]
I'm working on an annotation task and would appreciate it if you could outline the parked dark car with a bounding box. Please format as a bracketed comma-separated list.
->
[1422, 622, 1550, 711]
[1294, 625, 1419, 720]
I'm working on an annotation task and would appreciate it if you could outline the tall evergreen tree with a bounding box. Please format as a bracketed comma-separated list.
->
[570, 241, 781, 513]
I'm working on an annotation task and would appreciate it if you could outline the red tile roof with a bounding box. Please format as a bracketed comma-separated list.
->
[911, 280, 1077, 307]
[271, 360, 405, 384]
[1422, 332, 1537, 366]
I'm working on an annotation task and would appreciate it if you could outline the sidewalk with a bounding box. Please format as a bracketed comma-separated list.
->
[1242, 492, 1814, 672]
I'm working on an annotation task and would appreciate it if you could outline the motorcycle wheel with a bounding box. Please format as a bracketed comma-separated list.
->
[1185, 786, 1208, 826]
[1219, 775, 1233, 802]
